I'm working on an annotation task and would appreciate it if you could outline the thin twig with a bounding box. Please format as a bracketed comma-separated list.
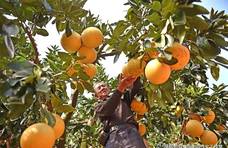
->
[99, 50, 120, 58]
[20, 22, 40, 65]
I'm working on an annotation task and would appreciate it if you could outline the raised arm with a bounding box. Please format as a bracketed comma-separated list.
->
[130, 77, 143, 100]
[95, 76, 136, 117]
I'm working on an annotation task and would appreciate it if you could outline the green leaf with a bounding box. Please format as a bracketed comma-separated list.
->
[35, 28, 49, 36]
[58, 51, 72, 63]
[146, 87, 156, 107]
[150, 1, 161, 11]
[21, 88, 34, 106]
[161, 0, 176, 17]
[112, 21, 129, 37]
[174, 25, 186, 44]
[126, 8, 140, 25]
[146, 12, 161, 25]
[0, 37, 10, 57]
[6, 104, 26, 120]
[40, 107, 56, 127]
[81, 80, 94, 93]
[77, 81, 84, 94]
[8, 60, 34, 72]
[180, 4, 209, 16]
[56, 20, 65, 33]
[173, 10, 186, 25]
[78, 70, 90, 80]
[207, 33, 228, 47]
[51, 94, 63, 108]
[196, 37, 221, 58]
[51, 93, 75, 113]
[187, 16, 208, 31]
[215, 56, 228, 65]
[210, 65, 220, 81]
[56, 104, 75, 113]
[36, 77, 51, 93]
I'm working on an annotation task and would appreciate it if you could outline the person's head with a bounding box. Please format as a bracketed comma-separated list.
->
[93, 82, 110, 100]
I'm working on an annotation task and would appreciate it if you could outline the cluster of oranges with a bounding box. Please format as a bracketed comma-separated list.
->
[182, 110, 223, 145]
[20, 114, 65, 148]
[130, 98, 148, 136]
[62, 27, 104, 79]
[122, 42, 190, 85]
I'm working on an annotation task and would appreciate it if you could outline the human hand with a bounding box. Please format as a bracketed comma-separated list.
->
[117, 76, 137, 93]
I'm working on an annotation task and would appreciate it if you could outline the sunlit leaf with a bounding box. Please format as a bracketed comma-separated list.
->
[187, 16, 208, 31]
[147, 12, 161, 25]
[56, 104, 75, 113]
[35, 28, 49, 36]
[210, 65, 220, 81]
[180, 4, 209, 16]
[173, 10, 186, 25]
[215, 56, 228, 65]
[150, 1, 161, 11]
[207, 33, 228, 47]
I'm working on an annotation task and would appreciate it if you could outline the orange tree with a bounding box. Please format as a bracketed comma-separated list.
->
[0, 0, 228, 147]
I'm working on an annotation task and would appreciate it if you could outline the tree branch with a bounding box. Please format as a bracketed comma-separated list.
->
[20, 22, 40, 65]
[57, 90, 79, 148]
[99, 51, 120, 58]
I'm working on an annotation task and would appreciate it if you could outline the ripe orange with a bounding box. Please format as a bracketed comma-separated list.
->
[81, 27, 103, 48]
[130, 99, 148, 115]
[122, 58, 146, 77]
[66, 65, 77, 77]
[53, 114, 65, 139]
[185, 120, 204, 137]
[216, 124, 226, 132]
[122, 64, 130, 76]
[83, 64, 97, 79]
[188, 113, 202, 122]
[134, 114, 144, 121]
[60, 31, 81, 53]
[138, 123, 146, 136]
[78, 46, 97, 64]
[144, 59, 171, 85]
[20, 123, 55, 148]
[200, 130, 218, 145]
[165, 42, 190, 70]
[202, 110, 215, 124]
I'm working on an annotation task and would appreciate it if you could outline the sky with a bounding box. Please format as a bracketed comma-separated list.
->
[35, 0, 228, 87]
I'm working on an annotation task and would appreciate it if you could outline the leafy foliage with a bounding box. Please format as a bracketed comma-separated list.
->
[0, 0, 227, 147]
